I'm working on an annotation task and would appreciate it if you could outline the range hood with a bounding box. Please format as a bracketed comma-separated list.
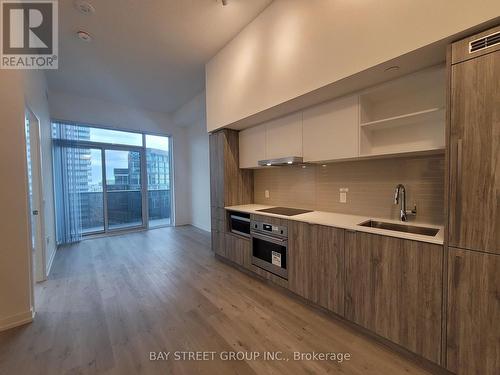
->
[258, 156, 303, 167]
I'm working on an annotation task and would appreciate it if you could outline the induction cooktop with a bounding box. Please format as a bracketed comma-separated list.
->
[256, 207, 313, 216]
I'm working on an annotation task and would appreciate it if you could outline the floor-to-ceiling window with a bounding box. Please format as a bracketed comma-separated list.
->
[52, 122, 172, 244]
[145, 134, 171, 228]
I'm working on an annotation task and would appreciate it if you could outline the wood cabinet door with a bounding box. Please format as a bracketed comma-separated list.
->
[302, 95, 359, 162]
[288, 222, 344, 315]
[449, 50, 500, 254]
[224, 233, 251, 267]
[211, 229, 225, 257]
[288, 221, 314, 300]
[222, 130, 254, 207]
[315, 225, 344, 315]
[446, 247, 500, 375]
[345, 232, 443, 364]
[209, 131, 224, 208]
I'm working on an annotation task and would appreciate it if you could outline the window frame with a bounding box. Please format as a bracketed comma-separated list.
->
[51, 120, 174, 239]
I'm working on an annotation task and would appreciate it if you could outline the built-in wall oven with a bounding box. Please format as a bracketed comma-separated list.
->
[251, 220, 288, 279]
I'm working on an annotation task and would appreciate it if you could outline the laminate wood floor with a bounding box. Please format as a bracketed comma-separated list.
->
[0, 226, 431, 374]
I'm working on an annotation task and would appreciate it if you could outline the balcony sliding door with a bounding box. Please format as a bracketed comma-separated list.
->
[52, 122, 172, 244]
[104, 149, 144, 231]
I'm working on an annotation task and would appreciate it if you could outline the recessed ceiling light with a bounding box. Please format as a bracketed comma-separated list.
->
[76, 30, 92, 42]
[75, 0, 95, 15]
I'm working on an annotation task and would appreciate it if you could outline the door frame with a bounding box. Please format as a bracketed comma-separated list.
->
[53, 142, 148, 236]
[103, 145, 147, 233]
[51, 123, 175, 239]
[25, 108, 47, 284]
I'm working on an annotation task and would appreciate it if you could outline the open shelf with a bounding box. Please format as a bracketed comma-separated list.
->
[360, 107, 444, 130]
[359, 65, 446, 157]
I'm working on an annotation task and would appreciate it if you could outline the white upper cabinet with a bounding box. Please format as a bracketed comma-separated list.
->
[303, 95, 359, 162]
[265, 112, 303, 160]
[239, 124, 266, 169]
[238, 66, 446, 168]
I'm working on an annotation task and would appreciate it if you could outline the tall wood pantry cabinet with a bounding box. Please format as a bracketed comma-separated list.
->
[446, 25, 500, 375]
[209, 129, 253, 257]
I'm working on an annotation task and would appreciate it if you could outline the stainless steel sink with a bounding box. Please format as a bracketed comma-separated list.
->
[358, 220, 439, 237]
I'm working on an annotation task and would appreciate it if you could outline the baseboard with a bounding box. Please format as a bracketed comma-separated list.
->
[191, 222, 211, 232]
[0, 309, 34, 332]
[46, 245, 57, 277]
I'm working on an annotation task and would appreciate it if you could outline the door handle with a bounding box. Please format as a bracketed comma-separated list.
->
[456, 139, 462, 187]
[452, 255, 462, 288]
[32, 210, 39, 216]
[454, 139, 463, 242]
[251, 232, 287, 245]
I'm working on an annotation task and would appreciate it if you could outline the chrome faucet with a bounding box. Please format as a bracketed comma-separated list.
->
[394, 184, 417, 222]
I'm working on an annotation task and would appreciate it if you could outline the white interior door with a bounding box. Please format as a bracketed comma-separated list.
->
[25, 110, 46, 283]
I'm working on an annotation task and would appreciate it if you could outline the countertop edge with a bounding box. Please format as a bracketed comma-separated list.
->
[225, 205, 444, 246]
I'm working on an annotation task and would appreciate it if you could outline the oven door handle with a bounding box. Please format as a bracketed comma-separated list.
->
[251, 232, 288, 245]
[231, 215, 250, 222]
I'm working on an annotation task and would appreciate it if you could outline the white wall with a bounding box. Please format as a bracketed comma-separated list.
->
[206, 0, 500, 130]
[173, 92, 211, 232]
[0, 70, 51, 331]
[48, 91, 191, 226]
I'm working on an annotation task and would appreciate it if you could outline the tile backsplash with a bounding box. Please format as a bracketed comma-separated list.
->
[254, 155, 445, 225]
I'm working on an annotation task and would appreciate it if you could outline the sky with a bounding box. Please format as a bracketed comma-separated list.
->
[87, 128, 169, 151]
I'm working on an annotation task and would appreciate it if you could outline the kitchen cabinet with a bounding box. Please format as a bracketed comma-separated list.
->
[209, 129, 253, 255]
[211, 208, 226, 257]
[303, 95, 359, 162]
[345, 231, 443, 364]
[448, 45, 500, 254]
[239, 124, 266, 168]
[446, 247, 500, 375]
[265, 112, 303, 160]
[359, 66, 445, 157]
[224, 233, 251, 268]
[288, 222, 344, 316]
[451, 25, 500, 64]
[209, 130, 224, 209]
[288, 221, 312, 299]
[212, 229, 225, 257]
[238, 112, 302, 168]
[314, 225, 345, 314]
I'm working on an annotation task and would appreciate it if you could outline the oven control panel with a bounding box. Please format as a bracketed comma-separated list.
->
[251, 221, 288, 237]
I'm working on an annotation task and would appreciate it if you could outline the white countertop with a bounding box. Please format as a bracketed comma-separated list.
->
[225, 204, 444, 245]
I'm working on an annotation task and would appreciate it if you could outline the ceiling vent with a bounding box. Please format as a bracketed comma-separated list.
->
[76, 30, 92, 42]
[469, 31, 500, 53]
[75, 0, 95, 15]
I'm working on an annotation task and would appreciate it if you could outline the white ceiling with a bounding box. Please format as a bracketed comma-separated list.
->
[46, 0, 272, 113]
